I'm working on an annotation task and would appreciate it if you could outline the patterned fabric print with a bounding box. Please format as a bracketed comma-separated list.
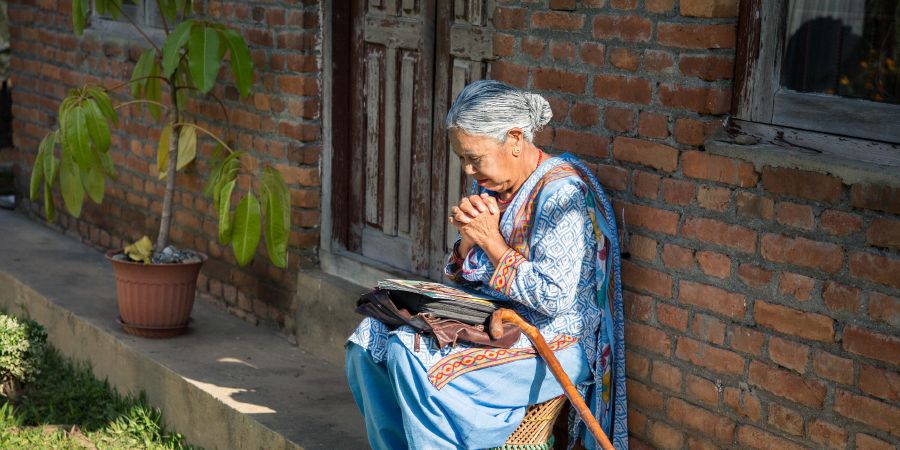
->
[488, 248, 527, 295]
[508, 164, 582, 258]
[428, 335, 578, 390]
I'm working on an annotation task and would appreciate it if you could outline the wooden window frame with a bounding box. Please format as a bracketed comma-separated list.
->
[89, 1, 168, 41]
[733, 0, 900, 147]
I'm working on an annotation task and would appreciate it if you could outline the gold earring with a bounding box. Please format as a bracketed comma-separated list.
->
[512, 145, 521, 156]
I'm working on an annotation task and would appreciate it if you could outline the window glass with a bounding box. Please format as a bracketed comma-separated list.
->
[783, 0, 900, 105]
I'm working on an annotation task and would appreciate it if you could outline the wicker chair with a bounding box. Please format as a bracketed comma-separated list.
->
[493, 395, 568, 450]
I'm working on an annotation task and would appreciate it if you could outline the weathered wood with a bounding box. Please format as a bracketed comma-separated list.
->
[732, 0, 786, 121]
[402, 0, 416, 14]
[469, 0, 483, 25]
[429, 0, 454, 280]
[449, 23, 493, 61]
[329, 0, 353, 248]
[398, 53, 416, 235]
[773, 91, 900, 145]
[364, 16, 424, 49]
[365, 50, 382, 226]
[347, 0, 368, 251]
[361, 226, 412, 272]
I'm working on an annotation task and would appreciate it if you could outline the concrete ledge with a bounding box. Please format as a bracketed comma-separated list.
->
[0, 210, 366, 449]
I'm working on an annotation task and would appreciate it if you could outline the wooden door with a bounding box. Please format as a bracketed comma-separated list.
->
[348, 0, 436, 275]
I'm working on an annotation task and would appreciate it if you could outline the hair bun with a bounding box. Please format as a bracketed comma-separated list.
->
[524, 93, 553, 130]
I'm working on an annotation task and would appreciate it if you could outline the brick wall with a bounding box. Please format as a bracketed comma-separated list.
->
[6, 0, 323, 332]
[491, 1, 899, 448]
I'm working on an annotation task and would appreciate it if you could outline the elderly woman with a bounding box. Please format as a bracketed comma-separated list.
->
[346, 80, 627, 449]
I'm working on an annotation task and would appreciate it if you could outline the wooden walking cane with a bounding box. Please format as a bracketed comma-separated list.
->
[490, 308, 616, 450]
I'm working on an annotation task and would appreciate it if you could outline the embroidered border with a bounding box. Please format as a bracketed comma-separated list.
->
[488, 248, 525, 295]
[509, 164, 581, 258]
[428, 335, 579, 390]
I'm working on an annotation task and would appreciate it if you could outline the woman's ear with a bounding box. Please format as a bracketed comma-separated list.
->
[506, 128, 524, 146]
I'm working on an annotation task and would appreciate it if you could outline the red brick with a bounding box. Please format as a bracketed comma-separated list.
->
[696, 250, 730, 279]
[646, 0, 675, 13]
[735, 192, 774, 219]
[859, 364, 900, 403]
[613, 137, 678, 172]
[622, 260, 673, 297]
[691, 313, 726, 345]
[633, 171, 660, 199]
[755, 301, 835, 342]
[820, 209, 862, 236]
[594, 75, 652, 104]
[628, 409, 649, 437]
[680, 281, 746, 319]
[490, 61, 527, 87]
[604, 107, 634, 132]
[549, 0, 577, 10]
[579, 42, 606, 66]
[277, 75, 317, 96]
[808, 419, 849, 450]
[609, 47, 641, 71]
[730, 326, 765, 356]
[596, 164, 627, 191]
[662, 244, 694, 270]
[762, 167, 843, 203]
[570, 102, 599, 127]
[822, 281, 861, 312]
[834, 389, 900, 436]
[493, 7, 527, 30]
[761, 234, 843, 273]
[624, 291, 654, 321]
[674, 118, 716, 146]
[545, 95, 570, 124]
[867, 218, 900, 250]
[856, 434, 894, 450]
[737, 264, 773, 288]
[681, 0, 740, 17]
[658, 23, 736, 49]
[850, 251, 900, 290]
[776, 202, 815, 230]
[643, 50, 675, 73]
[697, 185, 731, 211]
[851, 183, 900, 214]
[724, 388, 762, 421]
[618, 201, 680, 235]
[812, 350, 854, 385]
[531, 11, 584, 30]
[683, 217, 756, 253]
[662, 179, 694, 205]
[676, 337, 745, 376]
[667, 398, 736, 442]
[659, 84, 731, 114]
[843, 325, 900, 365]
[533, 67, 586, 94]
[593, 15, 653, 42]
[275, 164, 320, 186]
[767, 403, 804, 436]
[679, 55, 734, 81]
[611, 0, 638, 9]
[522, 36, 545, 59]
[685, 374, 718, 406]
[736, 426, 807, 450]
[638, 111, 668, 138]
[869, 292, 900, 327]
[628, 379, 665, 409]
[778, 272, 815, 302]
[768, 336, 809, 373]
[627, 350, 651, 380]
[657, 302, 689, 331]
[492, 34, 515, 57]
[549, 40, 575, 62]
[651, 360, 683, 391]
[553, 129, 609, 158]
[649, 421, 684, 450]
[749, 360, 827, 407]
[682, 151, 758, 187]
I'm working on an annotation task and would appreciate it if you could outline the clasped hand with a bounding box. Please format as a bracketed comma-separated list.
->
[450, 193, 504, 257]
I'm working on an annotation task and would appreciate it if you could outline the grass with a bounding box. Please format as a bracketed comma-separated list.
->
[0, 346, 197, 449]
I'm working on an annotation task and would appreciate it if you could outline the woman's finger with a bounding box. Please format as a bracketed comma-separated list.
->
[466, 195, 489, 213]
[458, 199, 481, 218]
[481, 193, 499, 214]
[450, 206, 472, 224]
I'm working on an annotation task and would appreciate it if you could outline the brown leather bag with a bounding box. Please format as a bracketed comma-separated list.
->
[355, 288, 521, 349]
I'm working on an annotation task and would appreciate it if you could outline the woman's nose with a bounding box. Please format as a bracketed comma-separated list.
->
[463, 164, 477, 176]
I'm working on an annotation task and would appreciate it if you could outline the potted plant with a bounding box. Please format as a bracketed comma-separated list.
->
[26, 0, 291, 337]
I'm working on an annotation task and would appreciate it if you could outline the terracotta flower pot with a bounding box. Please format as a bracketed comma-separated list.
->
[106, 250, 207, 338]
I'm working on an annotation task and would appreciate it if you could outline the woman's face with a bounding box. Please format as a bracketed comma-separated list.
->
[449, 129, 520, 193]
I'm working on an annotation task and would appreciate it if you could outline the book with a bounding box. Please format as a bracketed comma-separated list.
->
[377, 279, 502, 325]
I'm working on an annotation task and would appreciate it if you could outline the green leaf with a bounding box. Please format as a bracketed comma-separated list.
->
[212, 152, 241, 206]
[59, 153, 84, 217]
[157, 123, 173, 180]
[85, 100, 111, 153]
[188, 24, 222, 94]
[217, 179, 236, 245]
[203, 144, 227, 200]
[82, 166, 105, 204]
[176, 124, 197, 170]
[221, 29, 253, 98]
[88, 87, 118, 127]
[30, 143, 46, 201]
[98, 150, 116, 178]
[124, 236, 154, 264]
[42, 132, 58, 183]
[146, 60, 162, 120]
[162, 20, 194, 77]
[72, 0, 88, 35]
[231, 191, 261, 267]
[65, 106, 91, 170]
[131, 50, 156, 99]
[260, 166, 290, 268]
[159, 0, 177, 24]
[95, 0, 109, 17]
[44, 182, 56, 222]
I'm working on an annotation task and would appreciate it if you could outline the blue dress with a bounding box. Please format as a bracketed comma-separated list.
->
[347, 153, 628, 449]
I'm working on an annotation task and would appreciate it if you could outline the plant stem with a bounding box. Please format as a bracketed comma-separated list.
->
[107, 76, 171, 92]
[174, 85, 231, 129]
[156, 82, 180, 251]
[154, 0, 171, 34]
[171, 121, 236, 154]
[109, 1, 161, 53]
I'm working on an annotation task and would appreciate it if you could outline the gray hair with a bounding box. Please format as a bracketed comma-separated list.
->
[444, 80, 552, 143]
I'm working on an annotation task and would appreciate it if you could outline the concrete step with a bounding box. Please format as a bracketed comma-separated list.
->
[0, 209, 368, 450]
